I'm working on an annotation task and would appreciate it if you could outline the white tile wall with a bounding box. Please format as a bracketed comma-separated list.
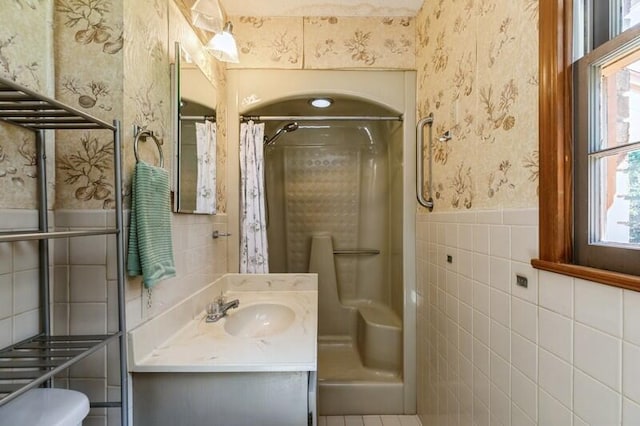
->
[0, 209, 229, 426]
[539, 270, 573, 316]
[538, 349, 572, 407]
[417, 208, 640, 426]
[0, 274, 12, 319]
[623, 342, 640, 404]
[12, 309, 39, 342]
[0, 210, 41, 347]
[539, 388, 572, 425]
[624, 290, 640, 346]
[574, 369, 621, 425]
[0, 317, 11, 349]
[574, 323, 621, 390]
[624, 398, 640, 424]
[0, 243, 12, 275]
[319, 415, 422, 426]
[538, 307, 572, 362]
[575, 278, 623, 336]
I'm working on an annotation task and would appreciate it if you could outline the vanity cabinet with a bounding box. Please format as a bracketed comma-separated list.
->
[127, 273, 318, 426]
[133, 371, 314, 426]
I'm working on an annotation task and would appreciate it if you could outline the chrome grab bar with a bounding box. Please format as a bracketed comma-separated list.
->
[416, 113, 434, 211]
[211, 230, 232, 239]
[333, 249, 380, 256]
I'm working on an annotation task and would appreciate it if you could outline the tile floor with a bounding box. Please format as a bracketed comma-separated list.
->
[319, 415, 422, 426]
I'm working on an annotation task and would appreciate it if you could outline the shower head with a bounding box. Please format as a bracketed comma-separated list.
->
[264, 122, 299, 145]
[282, 122, 299, 132]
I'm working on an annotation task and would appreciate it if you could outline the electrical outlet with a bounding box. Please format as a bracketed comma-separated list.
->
[516, 275, 528, 288]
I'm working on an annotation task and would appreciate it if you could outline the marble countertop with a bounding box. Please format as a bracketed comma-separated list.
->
[128, 274, 318, 373]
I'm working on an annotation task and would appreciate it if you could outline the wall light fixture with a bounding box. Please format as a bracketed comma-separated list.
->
[206, 21, 239, 63]
[190, 0, 224, 33]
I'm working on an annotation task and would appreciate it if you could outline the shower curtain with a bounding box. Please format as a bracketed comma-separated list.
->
[195, 120, 217, 214]
[239, 121, 269, 273]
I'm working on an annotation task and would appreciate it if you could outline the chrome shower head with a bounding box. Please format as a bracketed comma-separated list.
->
[264, 122, 299, 145]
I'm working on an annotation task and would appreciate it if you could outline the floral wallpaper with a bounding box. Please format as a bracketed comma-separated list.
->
[230, 17, 303, 69]
[54, 0, 124, 209]
[121, 0, 169, 208]
[416, 0, 539, 211]
[0, 1, 53, 209]
[304, 16, 414, 69]
[0, 0, 227, 214]
[228, 16, 415, 70]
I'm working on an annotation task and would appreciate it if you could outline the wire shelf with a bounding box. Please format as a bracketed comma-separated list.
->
[0, 77, 115, 131]
[0, 333, 121, 406]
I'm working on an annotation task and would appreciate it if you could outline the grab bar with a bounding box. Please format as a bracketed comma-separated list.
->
[333, 249, 380, 256]
[416, 113, 434, 211]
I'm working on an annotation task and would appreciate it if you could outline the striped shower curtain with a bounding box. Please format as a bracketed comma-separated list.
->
[239, 121, 269, 273]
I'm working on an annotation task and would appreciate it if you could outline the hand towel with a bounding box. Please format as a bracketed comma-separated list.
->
[127, 161, 176, 288]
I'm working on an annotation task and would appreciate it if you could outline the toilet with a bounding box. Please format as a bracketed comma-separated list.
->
[0, 388, 90, 426]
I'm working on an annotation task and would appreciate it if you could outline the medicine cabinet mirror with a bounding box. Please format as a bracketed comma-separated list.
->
[171, 41, 217, 214]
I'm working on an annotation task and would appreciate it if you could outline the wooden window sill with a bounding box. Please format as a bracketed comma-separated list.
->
[532, 259, 640, 292]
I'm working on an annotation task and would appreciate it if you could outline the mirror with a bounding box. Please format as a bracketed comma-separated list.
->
[171, 41, 218, 214]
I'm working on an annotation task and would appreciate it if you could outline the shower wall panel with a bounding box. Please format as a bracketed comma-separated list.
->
[283, 146, 360, 301]
[265, 122, 393, 306]
[228, 69, 418, 414]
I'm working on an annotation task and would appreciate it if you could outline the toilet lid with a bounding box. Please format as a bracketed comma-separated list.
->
[0, 388, 90, 426]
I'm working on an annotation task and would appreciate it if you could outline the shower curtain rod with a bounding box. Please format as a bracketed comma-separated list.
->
[240, 114, 403, 122]
[180, 114, 216, 122]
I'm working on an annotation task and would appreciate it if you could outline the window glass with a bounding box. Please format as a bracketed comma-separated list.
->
[574, 2, 640, 275]
[622, 0, 640, 31]
[599, 53, 640, 150]
[592, 48, 640, 246]
[594, 149, 640, 245]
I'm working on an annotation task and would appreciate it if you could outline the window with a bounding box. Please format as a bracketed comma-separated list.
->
[535, 0, 640, 287]
[574, 1, 640, 276]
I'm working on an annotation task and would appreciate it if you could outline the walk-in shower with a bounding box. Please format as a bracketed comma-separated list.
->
[228, 70, 417, 416]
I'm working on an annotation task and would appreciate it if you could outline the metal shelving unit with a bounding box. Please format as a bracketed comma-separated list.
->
[0, 76, 128, 425]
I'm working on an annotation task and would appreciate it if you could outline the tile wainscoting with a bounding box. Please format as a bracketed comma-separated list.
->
[416, 208, 640, 425]
[0, 208, 228, 426]
[319, 415, 421, 426]
[0, 210, 43, 350]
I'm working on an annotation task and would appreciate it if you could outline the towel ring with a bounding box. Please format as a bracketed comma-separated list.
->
[133, 127, 164, 168]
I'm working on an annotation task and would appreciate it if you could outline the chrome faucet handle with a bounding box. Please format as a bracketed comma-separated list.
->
[205, 294, 238, 323]
[215, 294, 226, 306]
[206, 301, 218, 316]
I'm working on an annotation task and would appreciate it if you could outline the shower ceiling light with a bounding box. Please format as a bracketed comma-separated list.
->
[206, 21, 239, 63]
[310, 98, 333, 108]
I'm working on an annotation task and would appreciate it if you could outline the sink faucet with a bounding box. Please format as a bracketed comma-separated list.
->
[206, 296, 239, 323]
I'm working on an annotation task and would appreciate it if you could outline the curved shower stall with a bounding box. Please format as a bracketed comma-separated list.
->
[227, 70, 417, 415]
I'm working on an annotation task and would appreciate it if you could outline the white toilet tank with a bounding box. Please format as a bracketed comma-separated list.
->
[0, 388, 90, 426]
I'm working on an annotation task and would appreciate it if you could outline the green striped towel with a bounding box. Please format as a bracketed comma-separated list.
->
[127, 162, 176, 288]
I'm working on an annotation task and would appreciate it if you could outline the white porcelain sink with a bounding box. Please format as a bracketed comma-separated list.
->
[224, 303, 295, 338]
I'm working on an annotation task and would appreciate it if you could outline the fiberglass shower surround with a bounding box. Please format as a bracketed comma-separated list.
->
[259, 114, 406, 414]
[229, 69, 418, 415]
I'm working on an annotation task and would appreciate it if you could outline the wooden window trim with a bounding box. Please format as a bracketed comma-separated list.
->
[534, 0, 640, 290]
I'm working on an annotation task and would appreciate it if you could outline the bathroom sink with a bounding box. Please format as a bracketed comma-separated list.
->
[224, 303, 295, 338]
